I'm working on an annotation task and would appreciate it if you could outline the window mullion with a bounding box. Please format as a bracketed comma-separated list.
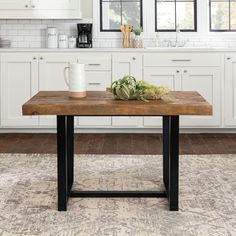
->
[175, 0, 177, 30]
[229, 0, 231, 31]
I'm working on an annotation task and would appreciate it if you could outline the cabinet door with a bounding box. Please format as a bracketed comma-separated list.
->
[38, 53, 77, 127]
[112, 54, 143, 127]
[143, 67, 180, 127]
[31, 0, 78, 10]
[225, 55, 236, 127]
[78, 71, 112, 127]
[0, 53, 38, 127]
[0, 0, 29, 9]
[181, 67, 221, 127]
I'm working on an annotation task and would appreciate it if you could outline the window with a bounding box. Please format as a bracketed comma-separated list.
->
[210, 0, 236, 31]
[100, 0, 143, 32]
[155, 0, 197, 32]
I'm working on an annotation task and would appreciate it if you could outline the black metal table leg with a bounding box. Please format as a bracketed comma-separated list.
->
[163, 116, 170, 193]
[67, 116, 74, 194]
[57, 115, 68, 211]
[169, 116, 179, 211]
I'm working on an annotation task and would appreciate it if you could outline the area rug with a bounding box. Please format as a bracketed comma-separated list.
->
[0, 154, 235, 236]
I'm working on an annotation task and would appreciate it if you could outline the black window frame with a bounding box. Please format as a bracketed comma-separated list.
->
[209, 0, 236, 32]
[155, 0, 197, 32]
[100, 0, 143, 32]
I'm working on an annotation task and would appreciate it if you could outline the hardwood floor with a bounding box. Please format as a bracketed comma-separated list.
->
[0, 133, 236, 154]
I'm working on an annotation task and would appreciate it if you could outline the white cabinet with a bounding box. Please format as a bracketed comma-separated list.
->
[38, 53, 77, 127]
[31, 0, 79, 10]
[143, 66, 221, 128]
[112, 54, 143, 127]
[0, 0, 81, 19]
[77, 54, 112, 128]
[0, 0, 29, 9]
[0, 53, 38, 127]
[181, 67, 221, 127]
[112, 54, 143, 81]
[225, 54, 236, 127]
[143, 67, 180, 127]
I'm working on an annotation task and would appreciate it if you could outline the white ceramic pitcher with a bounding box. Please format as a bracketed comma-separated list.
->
[64, 63, 86, 98]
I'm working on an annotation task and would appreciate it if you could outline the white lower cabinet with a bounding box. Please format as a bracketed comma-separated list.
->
[0, 51, 225, 130]
[38, 53, 77, 127]
[0, 53, 38, 127]
[143, 67, 180, 127]
[143, 66, 221, 128]
[112, 53, 143, 127]
[225, 55, 236, 127]
[77, 54, 112, 127]
[181, 67, 221, 127]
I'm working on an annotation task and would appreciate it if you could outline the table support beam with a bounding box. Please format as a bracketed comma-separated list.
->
[57, 115, 68, 211]
[169, 116, 179, 211]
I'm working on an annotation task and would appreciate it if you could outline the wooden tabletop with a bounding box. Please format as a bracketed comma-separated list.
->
[22, 91, 212, 116]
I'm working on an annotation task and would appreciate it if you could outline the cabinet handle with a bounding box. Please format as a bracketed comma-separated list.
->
[33, 57, 37, 60]
[31, 5, 35, 8]
[184, 70, 188, 73]
[176, 70, 180, 73]
[88, 63, 101, 66]
[25, 5, 28, 8]
[132, 57, 136, 61]
[227, 57, 231, 60]
[88, 83, 101, 86]
[172, 59, 191, 62]
[40, 57, 43, 60]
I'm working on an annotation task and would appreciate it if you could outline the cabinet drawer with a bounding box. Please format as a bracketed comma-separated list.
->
[144, 53, 222, 67]
[78, 55, 111, 71]
[86, 71, 111, 91]
[78, 117, 112, 127]
[112, 117, 143, 127]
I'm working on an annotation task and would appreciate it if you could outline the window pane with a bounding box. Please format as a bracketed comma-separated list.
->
[102, 2, 121, 30]
[176, 2, 194, 30]
[101, 0, 142, 31]
[122, 2, 141, 28]
[156, 2, 175, 30]
[211, 2, 229, 30]
[231, 2, 236, 30]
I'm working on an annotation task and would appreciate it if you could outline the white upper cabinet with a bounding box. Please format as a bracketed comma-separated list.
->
[31, 0, 79, 10]
[0, 0, 29, 9]
[0, 0, 82, 19]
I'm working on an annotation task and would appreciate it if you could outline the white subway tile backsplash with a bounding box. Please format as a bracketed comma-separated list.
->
[0, 19, 236, 48]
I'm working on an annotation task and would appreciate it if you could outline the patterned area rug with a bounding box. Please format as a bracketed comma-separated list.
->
[0, 154, 235, 236]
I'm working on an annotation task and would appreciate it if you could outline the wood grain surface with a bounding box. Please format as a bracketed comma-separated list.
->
[22, 91, 212, 116]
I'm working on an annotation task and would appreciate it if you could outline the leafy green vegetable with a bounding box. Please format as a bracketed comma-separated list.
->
[111, 75, 170, 102]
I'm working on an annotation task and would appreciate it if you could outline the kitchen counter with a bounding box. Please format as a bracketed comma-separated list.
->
[0, 47, 236, 52]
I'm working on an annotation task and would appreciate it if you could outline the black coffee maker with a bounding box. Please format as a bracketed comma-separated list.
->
[77, 24, 92, 48]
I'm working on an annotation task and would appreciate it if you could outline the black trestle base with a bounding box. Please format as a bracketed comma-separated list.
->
[70, 191, 167, 198]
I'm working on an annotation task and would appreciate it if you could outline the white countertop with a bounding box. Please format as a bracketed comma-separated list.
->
[0, 47, 235, 52]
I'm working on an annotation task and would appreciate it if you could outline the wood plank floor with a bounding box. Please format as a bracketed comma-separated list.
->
[0, 133, 236, 154]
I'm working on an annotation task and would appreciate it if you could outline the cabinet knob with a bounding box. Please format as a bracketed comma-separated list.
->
[176, 70, 180, 73]
[227, 57, 231, 60]
[40, 57, 43, 60]
[184, 70, 188, 73]
[33, 57, 37, 60]
[25, 5, 28, 8]
[31, 5, 35, 8]
[132, 57, 136, 61]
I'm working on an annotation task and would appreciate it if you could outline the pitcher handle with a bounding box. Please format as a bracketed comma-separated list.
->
[64, 67, 70, 87]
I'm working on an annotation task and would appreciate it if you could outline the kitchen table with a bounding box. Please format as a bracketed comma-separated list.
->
[22, 91, 212, 211]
